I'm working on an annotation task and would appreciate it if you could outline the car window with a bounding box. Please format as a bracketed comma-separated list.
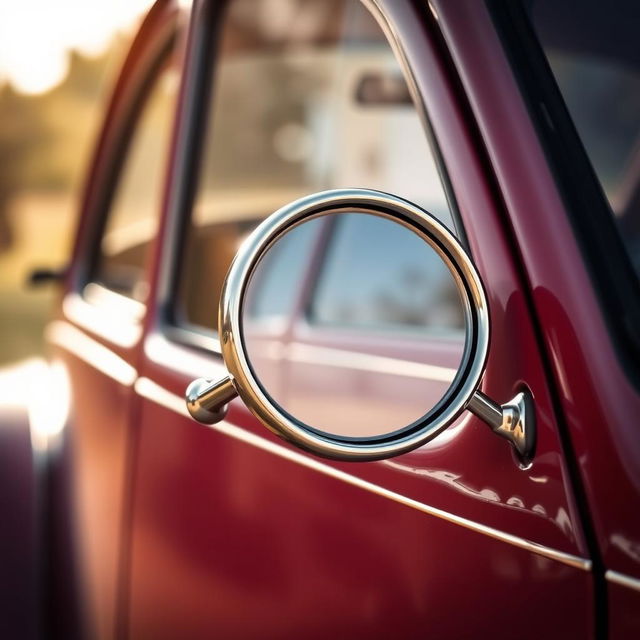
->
[176, 0, 458, 334]
[91, 55, 179, 304]
[528, 0, 640, 279]
[309, 214, 465, 335]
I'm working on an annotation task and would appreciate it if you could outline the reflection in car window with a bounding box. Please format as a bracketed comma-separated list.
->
[310, 214, 465, 335]
[92, 57, 178, 302]
[245, 219, 321, 322]
[528, 0, 640, 278]
[177, 0, 457, 333]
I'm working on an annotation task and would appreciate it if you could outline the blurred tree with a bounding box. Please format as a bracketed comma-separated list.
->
[0, 85, 48, 249]
[0, 49, 112, 251]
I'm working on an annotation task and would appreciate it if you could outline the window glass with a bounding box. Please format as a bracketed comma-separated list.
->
[92, 56, 179, 303]
[310, 214, 465, 335]
[178, 0, 456, 333]
[528, 0, 640, 277]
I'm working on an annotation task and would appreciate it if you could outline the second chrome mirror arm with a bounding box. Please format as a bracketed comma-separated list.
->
[467, 389, 535, 466]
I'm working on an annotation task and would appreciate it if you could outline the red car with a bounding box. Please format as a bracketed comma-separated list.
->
[3, 0, 640, 638]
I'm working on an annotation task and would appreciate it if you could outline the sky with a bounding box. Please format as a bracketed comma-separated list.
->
[0, 0, 156, 94]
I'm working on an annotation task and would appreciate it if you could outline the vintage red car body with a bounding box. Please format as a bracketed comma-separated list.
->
[2, 0, 639, 638]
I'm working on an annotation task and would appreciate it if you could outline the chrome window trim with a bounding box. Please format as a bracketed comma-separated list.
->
[83, 282, 146, 321]
[162, 323, 222, 355]
[144, 331, 226, 378]
[62, 290, 143, 349]
[70, 15, 181, 322]
[46, 320, 137, 385]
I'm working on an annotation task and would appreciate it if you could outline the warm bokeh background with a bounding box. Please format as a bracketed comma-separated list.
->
[0, 0, 154, 365]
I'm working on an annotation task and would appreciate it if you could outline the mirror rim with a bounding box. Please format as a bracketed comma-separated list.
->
[219, 188, 489, 461]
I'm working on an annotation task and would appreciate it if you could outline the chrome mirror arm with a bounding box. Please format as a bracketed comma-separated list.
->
[467, 389, 536, 466]
[186, 375, 536, 467]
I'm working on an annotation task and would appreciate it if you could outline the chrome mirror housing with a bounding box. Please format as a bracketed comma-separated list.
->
[185, 189, 535, 465]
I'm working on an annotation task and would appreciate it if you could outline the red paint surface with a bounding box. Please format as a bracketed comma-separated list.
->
[608, 579, 640, 639]
[128, 394, 592, 639]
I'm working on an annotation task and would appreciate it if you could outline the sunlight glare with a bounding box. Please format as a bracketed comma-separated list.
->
[0, 0, 155, 95]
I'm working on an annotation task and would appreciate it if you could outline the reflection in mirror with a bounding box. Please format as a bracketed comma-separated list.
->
[242, 212, 466, 438]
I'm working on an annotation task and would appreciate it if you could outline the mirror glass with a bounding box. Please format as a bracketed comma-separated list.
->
[241, 212, 467, 438]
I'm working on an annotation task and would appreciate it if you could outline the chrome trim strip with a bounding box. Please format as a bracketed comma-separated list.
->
[163, 324, 222, 355]
[136, 375, 591, 571]
[145, 332, 227, 379]
[606, 570, 640, 593]
[136, 376, 189, 415]
[63, 291, 143, 349]
[83, 283, 146, 321]
[45, 321, 137, 386]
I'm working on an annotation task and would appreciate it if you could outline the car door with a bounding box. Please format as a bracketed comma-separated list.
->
[45, 4, 184, 638]
[128, 0, 595, 637]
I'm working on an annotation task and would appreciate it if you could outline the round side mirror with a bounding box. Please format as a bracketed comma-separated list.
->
[186, 189, 535, 465]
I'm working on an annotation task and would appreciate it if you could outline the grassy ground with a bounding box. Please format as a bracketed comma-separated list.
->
[0, 192, 75, 366]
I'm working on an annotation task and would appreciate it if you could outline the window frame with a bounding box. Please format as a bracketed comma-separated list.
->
[73, 20, 180, 328]
[159, 0, 468, 355]
[488, 0, 640, 389]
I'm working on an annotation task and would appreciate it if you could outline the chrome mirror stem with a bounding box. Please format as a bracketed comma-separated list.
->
[186, 374, 536, 467]
[467, 390, 536, 466]
[186, 375, 237, 424]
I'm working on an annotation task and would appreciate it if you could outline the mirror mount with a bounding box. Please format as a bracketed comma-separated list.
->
[467, 390, 536, 467]
[187, 376, 536, 466]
